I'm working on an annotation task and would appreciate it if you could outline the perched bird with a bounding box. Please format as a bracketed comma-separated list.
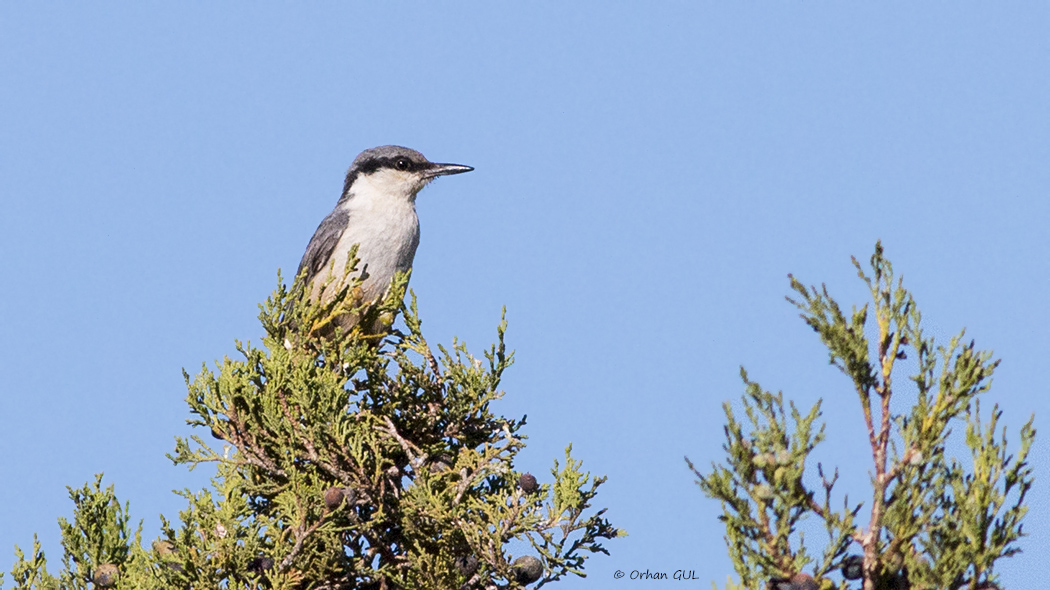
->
[295, 145, 473, 335]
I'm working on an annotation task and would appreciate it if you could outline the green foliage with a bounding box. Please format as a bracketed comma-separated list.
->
[6, 477, 144, 590]
[9, 537, 57, 590]
[7, 268, 620, 589]
[693, 243, 1035, 590]
[688, 372, 843, 589]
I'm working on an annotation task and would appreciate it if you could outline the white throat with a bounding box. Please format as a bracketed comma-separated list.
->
[325, 171, 423, 302]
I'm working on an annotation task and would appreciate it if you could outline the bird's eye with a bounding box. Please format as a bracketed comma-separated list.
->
[395, 158, 410, 171]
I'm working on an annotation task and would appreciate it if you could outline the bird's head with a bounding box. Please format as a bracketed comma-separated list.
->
[341, 145, 473, 203]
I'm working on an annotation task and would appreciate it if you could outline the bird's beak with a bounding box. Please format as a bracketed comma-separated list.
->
[424, 162, 474, 179]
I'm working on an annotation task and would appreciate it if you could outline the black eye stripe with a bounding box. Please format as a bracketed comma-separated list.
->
[341, 152, 431, 198]
[354, 156, 422, 175]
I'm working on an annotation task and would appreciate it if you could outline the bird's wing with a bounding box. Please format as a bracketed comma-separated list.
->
[296, 207, 350, 285]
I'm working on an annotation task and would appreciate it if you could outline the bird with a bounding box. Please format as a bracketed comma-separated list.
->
[293, 145, 473, 337]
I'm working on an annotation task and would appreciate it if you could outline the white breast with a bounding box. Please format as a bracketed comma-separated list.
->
[325, 175, 421, 303]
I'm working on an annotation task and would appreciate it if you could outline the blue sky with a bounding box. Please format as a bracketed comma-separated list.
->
[1, 3, 1047, 588]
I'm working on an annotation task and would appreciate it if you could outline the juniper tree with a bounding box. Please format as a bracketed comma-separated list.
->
[5, 264, 621, 590]
[690, 243, 1035, 590]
